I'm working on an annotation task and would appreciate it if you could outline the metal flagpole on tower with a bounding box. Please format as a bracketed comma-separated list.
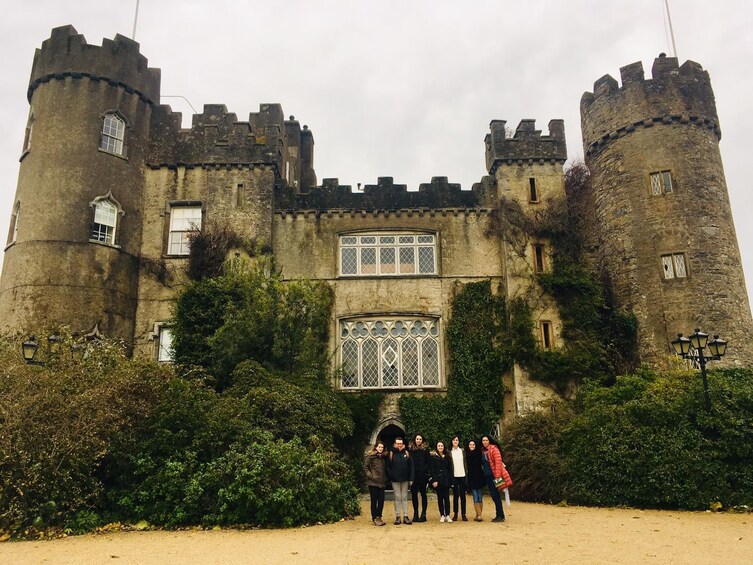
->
[663, 0, 678, 58]
[132, 0, 141, 40]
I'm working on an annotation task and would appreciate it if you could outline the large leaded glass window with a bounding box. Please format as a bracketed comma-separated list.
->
[340, 318, 441, 389]
[339, 233, 437, 276]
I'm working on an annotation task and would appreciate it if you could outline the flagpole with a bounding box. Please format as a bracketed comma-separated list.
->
[132, 0, 141, 40]
[664, 0, 678, 58]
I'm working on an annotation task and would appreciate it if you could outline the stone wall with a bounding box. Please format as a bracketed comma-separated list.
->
[581, 56, 753, 366]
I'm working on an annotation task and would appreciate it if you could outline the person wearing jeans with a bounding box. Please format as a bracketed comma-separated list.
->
[388, 437, 414, 525]
[466, 438, 486, 521]
[481, 435, 506, 522]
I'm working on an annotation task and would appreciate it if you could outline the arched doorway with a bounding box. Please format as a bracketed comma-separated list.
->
[377, 423, 405, 452]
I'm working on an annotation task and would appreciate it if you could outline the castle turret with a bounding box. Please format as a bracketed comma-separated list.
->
[0, 25, 160, 342]
[580, 55, 753, 366]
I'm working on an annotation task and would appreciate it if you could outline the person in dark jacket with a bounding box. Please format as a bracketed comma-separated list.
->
[388, 437, 414, 525]
[428, 441, 454, 522]
[409, 433, 430, 522]
[364, 440, 388, 526]
[466, 438, 486, 521]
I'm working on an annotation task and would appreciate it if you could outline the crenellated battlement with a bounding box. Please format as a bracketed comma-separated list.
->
[485, 119, 567, 175]
[28, 25, 161, 104]
[581, 55, 719, 155]
[275, 175, 497, 211]
[147, 103, 316, 177]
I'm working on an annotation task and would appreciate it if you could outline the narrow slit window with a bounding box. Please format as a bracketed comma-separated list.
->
[236, 184, 245, 208]
[533, 244, 546, 273]
[7, 202, 20, 245]
[529, 178, 538, 202]
[540, 321, 553, 350]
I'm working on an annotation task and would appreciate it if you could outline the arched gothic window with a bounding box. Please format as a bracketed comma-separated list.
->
[100, 113, 126, 156]
[90, 193, 123, 245]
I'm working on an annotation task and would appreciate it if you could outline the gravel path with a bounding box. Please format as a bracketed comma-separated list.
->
[1, 498, 751, 564]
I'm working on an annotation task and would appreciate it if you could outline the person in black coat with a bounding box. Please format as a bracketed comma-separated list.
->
[466, 438, 486, 521]
[409, 433, 430, 522]
[428, 441, 454, 522]
[388, 437, 414, 525]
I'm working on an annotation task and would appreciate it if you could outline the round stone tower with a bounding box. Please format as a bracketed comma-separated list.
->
[580, 55, 753, 366]
[0, 26, 160, 343]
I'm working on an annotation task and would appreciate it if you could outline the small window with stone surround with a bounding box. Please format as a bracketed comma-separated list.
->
[650, 171, 673, 195]
[89, 193, 123, 247]
[661, 253, 687, 279]
[168, 205, 202, 255]
[100, 113, 126, 156]
[155, 324, 174, 363]
[533, 243, 547, 273]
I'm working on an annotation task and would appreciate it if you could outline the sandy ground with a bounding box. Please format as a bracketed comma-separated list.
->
[1, 497, 751, 565]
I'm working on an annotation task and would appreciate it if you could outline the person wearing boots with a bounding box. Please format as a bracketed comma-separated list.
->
[449, 435, 468, 521]
[364, 440, 388, 526]
[388, 437, 414, 525]
[409, 433, 430, 522]
[466, 438, 486, 521]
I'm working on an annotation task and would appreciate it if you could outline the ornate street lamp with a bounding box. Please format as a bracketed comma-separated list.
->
[671, 328, 727, 411]
[21, 336, 41, 364]
[21, 333, 64, 366]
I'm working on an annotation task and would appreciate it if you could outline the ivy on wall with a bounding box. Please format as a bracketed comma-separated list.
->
[497, 162, 638, 392]
[399, 280, 510, 442]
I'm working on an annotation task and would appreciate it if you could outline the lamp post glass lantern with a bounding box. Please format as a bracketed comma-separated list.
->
[671, 328, 727, 411]
[21, 332, 66, 366]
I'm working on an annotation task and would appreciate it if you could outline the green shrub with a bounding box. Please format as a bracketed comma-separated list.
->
[200, 435, 359, 526]
[501, 405, 574, 503]
[501, 367, 753, 510]
[0, 335, 169, 534]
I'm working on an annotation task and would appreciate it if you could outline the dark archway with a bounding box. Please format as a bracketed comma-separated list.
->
[378, 423, 405, 452]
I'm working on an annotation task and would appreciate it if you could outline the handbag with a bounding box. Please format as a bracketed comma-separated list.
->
[494, 464, 513, 490]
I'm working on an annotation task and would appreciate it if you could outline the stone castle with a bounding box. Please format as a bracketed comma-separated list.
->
[2, 26, 752, 430]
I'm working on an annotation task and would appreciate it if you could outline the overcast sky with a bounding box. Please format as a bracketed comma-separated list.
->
[1, 1, 751, 317]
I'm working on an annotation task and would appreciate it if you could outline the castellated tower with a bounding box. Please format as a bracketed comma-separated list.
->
[0, 25, 160, 343]
[581, 55, 753, 366]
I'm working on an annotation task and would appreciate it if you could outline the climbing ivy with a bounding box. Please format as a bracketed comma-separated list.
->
[399, 280, 510, 443]
[499, 162, 638, 391]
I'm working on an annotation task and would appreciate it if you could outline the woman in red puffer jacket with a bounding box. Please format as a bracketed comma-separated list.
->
[481, 435, 506, 522]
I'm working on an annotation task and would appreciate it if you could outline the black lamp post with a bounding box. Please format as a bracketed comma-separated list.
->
[671, 328, 727, 411]
[21, 333, 63, 366]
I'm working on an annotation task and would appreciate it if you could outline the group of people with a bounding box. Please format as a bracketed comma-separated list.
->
[363, 433, 509, 526]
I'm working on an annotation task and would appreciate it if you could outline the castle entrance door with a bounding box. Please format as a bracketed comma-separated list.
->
[374, 423, 405, 492]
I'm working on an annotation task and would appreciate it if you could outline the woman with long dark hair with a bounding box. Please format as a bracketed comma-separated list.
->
[449, 435, 468, 521]
[428, 440, 454, 522]
[363, 440, 388, 526]
[481, 435, 506, 522]
[409, 433, 430, 522]
[466, 438, 486, 521]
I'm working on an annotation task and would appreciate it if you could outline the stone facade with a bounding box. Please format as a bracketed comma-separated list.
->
[2, 27, 752, 435]
[580, 54, 753, 367]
